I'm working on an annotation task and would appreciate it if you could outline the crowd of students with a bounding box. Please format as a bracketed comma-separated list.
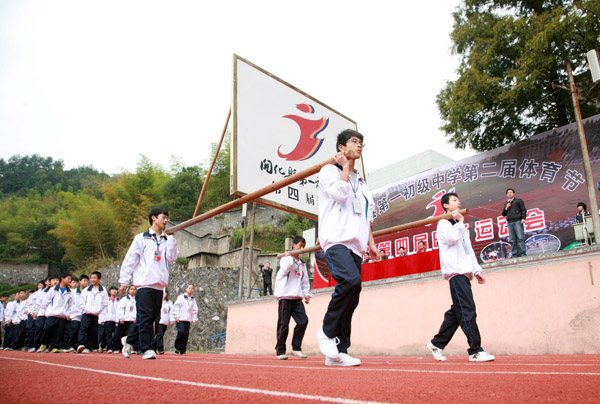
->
[0, 273, 198, 356]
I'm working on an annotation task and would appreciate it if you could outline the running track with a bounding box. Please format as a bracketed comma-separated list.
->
[1, 351, 599, 403]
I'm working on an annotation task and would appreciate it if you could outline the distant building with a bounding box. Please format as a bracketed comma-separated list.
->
[366, 150, 454, 190]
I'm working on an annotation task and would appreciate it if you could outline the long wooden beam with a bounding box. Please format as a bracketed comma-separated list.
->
[166, 150, 356, 235]
[276, 209, 469, 258]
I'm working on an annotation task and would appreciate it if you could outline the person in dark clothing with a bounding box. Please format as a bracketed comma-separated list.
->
[501, 188, 527, 257]
[261, 263, 273, 296]
[575, 202, 590, 223]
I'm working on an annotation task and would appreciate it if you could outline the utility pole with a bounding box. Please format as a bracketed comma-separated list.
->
[567, 62, 600, 243]
[237, 208, 248, 300]
[246, 202, 257, 298]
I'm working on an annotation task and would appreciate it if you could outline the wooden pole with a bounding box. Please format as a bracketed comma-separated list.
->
[237, 212, 247, 300]
[567, 62, 600, 243]
[276, 209, 470, 258]
[193, 108, 231, 217]
[166, 150, 356, 235]
[246, 202, 256, 298]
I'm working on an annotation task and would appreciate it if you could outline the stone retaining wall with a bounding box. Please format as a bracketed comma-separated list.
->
[0, 263, 48, 286]
[101, 263, 239, 352]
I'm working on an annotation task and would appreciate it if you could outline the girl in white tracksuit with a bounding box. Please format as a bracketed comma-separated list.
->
[116, 286, 138, 351]
[154, 290, 173, 354]
[99, 287, 120, 353]
[172, 285, 198, 355]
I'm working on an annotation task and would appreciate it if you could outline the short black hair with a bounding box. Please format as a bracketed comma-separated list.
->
[70, 276, 78, 282]
[577, 202, 587, 211]
[441, 192, 459, 212]
[109, 286, 118, 293]
[91, 271, 102, 279]
[149, 207, 169, 225]
[49, 275, 59, 281]
[0, 293, 9, 298]
[292, 236, 306, 245]
[79, 274, 89, 281]
[61, 273, 72, 280]
[506, 188, 515, 194]
[336, 129, 363, 152]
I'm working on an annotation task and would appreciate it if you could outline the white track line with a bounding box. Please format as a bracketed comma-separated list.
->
[155, 358, 600, 376]
[185, 357, 600, 367]
[0, 356, 398, 404]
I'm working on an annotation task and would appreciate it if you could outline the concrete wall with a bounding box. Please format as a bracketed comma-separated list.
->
[0, 263, 48, 285]
[225, 252, 600, 356]
[174, 231, 233, 259]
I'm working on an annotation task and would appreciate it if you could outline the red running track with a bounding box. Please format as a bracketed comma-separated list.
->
[1, 350, 599, 403]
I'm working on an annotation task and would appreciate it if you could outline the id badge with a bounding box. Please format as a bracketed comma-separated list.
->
[154, 250, 161, 261]
[352, 197, 362, 214]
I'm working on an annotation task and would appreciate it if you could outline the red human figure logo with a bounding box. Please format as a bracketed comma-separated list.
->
[278, 104, 328, 161]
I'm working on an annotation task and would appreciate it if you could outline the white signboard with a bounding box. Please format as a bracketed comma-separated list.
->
[232, 55, 361, 218]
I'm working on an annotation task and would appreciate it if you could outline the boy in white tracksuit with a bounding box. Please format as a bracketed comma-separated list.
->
[39, 274, 73, 352]
[32, 277, 56, 351]
[76, 271, 109, 353]
[316, 129, 381, 367]
[10, 291, 27, 350]
[0, 293, 8, 349]
[426, 192, 495, 363]
[154, 290, 173, 355]
[274, 236, 312, 360]
[172, 285, 198, 355]
[119, 207, 179, 360]
[24, 283, 43, 351]
[2, 296, 16, 349]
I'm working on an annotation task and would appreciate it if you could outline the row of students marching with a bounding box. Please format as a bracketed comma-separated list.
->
[0, 277, 198, 356]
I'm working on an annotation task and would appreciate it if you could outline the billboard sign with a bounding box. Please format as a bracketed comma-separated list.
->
[232, 55, 361, 218]
[370, 114, 600, 262]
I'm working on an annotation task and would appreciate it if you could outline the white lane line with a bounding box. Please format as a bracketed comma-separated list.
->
[155, 358, 600, 376]
[0, 356, 399, 404]
[188, 358, 600, 368]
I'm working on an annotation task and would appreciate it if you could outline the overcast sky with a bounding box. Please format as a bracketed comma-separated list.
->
[0, 0, 475, 176]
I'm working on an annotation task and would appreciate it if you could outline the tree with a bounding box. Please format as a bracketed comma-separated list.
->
[0, 190, 65, 263]
[50, 192, 124, 265]
[162, 166, 204, 220]
[437, 0, 600, 151]
[0, 155, 64, 195]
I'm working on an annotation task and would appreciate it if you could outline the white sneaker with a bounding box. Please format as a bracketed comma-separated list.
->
[107, 349, 113, 354]
[68, 347, 76, 353]
[317, 328, 339, 359]
[82, 349, 91, 354]
[142, 350, 157, 360]
[276, 354, 288, 360]
[121, 336, 132, 358]
[469, 351, 495, 362]
[325, 353, 361, 367]
[291, 350, 308, 359]
[76, 345, 85, 354]
[28, 348, 36, 353]
[427, 341, 447, 361]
